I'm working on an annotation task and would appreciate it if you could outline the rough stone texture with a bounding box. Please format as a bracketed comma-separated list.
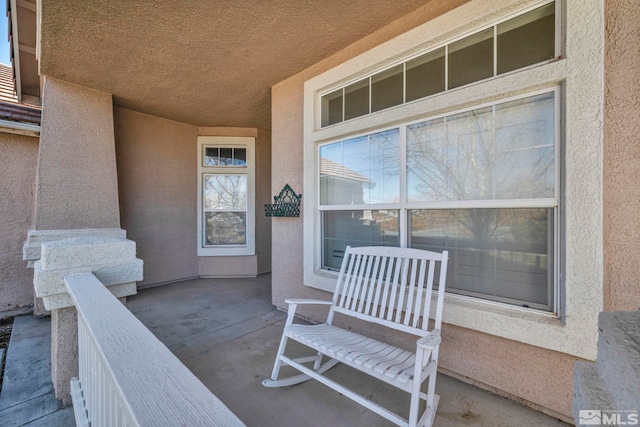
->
[34, 76, 120, 230]
[33, 237, 142, 310]
[37, 0, 456, 129]
[41, 237, 136, 270]
[603, 0, 640, 311]
[573, 361, 614, 420]
[24, 229, 127, 315]
[51, 306, 77, 405]
[23, 228, 127, 265]
[573, 311, 640, 422]
[0, 132, 38, 316]
[595, 311, 640, 409]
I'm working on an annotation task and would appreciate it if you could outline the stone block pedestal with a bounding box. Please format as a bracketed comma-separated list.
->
[30, 233, 143, 403]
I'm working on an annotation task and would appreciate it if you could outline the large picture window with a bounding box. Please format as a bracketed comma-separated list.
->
[197, 136, 255, 256]
[318, 89, 558, 310]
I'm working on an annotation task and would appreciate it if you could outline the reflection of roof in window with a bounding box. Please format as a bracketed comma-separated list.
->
[320, 157, 371, 184]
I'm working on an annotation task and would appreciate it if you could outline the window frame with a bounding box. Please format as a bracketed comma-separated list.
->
[317, 87, 560, 312]
[318, 0, 561, 129]
[302, 0, 606, 362]
[197, 136, 256, 257]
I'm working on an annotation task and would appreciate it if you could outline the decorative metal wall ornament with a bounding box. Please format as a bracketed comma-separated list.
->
[265, 184, 302, 217]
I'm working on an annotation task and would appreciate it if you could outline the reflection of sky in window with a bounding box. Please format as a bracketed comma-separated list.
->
[407, 92, 555, 202]
[320, 129, 400, 204]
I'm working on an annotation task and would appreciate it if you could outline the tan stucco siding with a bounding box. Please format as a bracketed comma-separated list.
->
[256, 128, 272, 275]
[603, 0, 640, 311]
[271, 0, 576, 419]
[115, 108, 200, 286]
[0, 132, 38, 315]
[116, 111, 272, 284]
[35, 77, 120, 230]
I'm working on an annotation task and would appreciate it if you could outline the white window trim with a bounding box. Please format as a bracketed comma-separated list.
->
[303, 0, 604, 360]
[197, 136, 256, 256]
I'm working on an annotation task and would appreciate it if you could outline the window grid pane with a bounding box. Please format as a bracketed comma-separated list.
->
[371, 65, 404, 112]
[320, 129, 400, 205]
[204, 146, 247, 167]
[409, 208, 553, 309]
[203, 174, 247, 247]
[203, 174, 247, 210]
[319, 89, 557, 311]
[344, 78, 370, 121]
[205, 212, 246, 245]
[322, 210, 399, 270]
[319, 1, 556, 127]
[407, 92, 555, 202]
[448, 28, 494, 90]
[497, 3, 556, 74]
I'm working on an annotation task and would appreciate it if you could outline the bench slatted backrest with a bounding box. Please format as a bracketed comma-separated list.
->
[331, 246, 449, 337]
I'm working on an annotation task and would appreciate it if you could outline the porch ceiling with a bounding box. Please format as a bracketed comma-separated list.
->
[38, 0, 441, 129]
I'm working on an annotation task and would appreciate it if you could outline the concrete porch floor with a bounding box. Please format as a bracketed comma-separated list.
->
[0, 276, 571, 426]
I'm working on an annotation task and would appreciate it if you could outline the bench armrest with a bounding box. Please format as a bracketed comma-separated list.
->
[283, 299, 334, 326]
[285, 299, 334, 306]
[417, 330, 441, 350]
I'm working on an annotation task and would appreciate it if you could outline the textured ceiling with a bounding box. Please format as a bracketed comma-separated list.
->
[38, 0, 440, 129]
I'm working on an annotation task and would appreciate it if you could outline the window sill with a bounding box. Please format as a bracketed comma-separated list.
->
[303, 269, 596, 358]
[197, 247, 255, 257]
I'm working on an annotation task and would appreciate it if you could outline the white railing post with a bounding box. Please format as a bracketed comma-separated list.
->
[66, 273, 245, 427]
[32, 235, 142, 404]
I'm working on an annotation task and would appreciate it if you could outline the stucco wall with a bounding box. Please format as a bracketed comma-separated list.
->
[115, 108, 199, 286]
[271, 0, 580, 420]
[35, 76, 120, 230]
[256, 129, 272, 275]
[603, 0, 640, 311]
[116, 113, 272, 285]
[0, 132, 38, 316]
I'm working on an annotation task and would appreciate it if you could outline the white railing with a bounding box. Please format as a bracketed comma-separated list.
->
[65, 272, 245, 427]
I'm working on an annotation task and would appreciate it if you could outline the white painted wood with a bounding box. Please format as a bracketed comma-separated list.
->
[70, 377, 90, 427]
[265, 246, 449, 427]
[66, 273, 245, 427]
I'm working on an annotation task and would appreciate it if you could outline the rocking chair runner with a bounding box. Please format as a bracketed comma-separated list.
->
[263, 246, 449, 427]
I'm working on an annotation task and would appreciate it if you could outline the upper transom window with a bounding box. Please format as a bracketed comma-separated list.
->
[320, 1, 557, 128]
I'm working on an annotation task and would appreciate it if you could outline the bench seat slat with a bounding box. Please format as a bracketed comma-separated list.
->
[360, 346, 406, 368]
[285, 324, 419, 387]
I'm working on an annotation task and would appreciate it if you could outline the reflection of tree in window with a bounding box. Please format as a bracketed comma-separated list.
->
[405, 92, 555, 308]
[407, 92, 554, 242]
[203, 174, 247, 246]
[206, 212, 246, 245]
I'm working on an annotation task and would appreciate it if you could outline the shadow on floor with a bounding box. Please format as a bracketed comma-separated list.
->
[0, 275, 570, 426]
[127, 276, 570, 427]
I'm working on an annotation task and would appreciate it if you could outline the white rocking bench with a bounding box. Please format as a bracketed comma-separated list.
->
[263, 246, 449, 427]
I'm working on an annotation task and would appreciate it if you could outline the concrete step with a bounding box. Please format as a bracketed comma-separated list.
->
[573, 361, 615, 420]
[596, 311, 640, 410]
